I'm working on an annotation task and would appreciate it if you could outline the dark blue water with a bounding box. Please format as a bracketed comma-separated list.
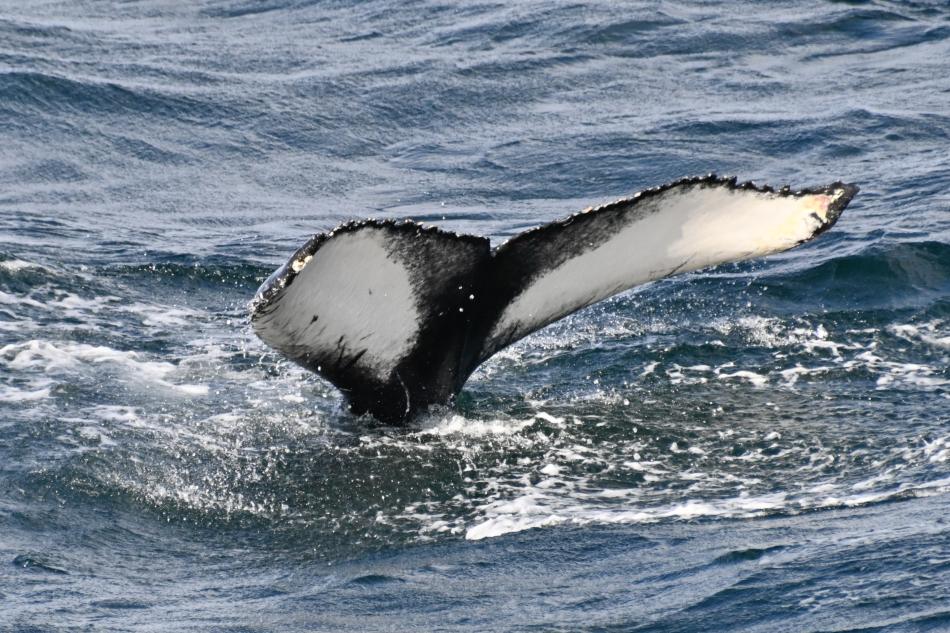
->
[2, 1, 949, 630]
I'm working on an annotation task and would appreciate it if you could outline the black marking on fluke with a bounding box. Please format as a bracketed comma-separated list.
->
[251, 175, 858, 424]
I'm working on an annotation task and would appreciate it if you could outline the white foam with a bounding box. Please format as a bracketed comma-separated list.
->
[48, 293, 118, 313]
[0, 319, 36, 332]
[465, 491, 795, 540]
[413, 411, 555, 439]
[77, 425, 117, 447]
[0, 290, 47, 309]
[862, 356, 949, 390]
[717, 370, 768, 387]
[462, 471, 950, 541]
[0, 287, 119, 324]
[0, 259, 42, 272]
[91, 405, 147, 427]
[0, 384, 52, 402]
[703, 315, 948, 396]
[778, 364, 834, 385]
[0, 340, 208, 396]
[124, 302, 205, 327]
[890, 321, 950, 350]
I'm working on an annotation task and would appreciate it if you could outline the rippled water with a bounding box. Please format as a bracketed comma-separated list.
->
[2, 1, 949, 630]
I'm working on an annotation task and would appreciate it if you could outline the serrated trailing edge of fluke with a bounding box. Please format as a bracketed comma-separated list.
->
[251, 174, 859, 319]
[505, 174, 858, 247]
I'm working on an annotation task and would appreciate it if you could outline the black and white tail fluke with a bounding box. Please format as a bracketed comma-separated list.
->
[250, 222, 489, 421]
[251, 175, 858, 424]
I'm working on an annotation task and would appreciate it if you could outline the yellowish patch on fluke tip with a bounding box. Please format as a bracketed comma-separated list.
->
[803, 193, 832, 222]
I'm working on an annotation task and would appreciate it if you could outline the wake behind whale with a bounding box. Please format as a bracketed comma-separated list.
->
[251, 175, 857, 424]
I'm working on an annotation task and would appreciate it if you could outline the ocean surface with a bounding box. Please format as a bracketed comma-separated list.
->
[1, 1, 949, 630]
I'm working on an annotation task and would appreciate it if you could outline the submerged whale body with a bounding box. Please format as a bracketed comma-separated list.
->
[251, 175, 857, 424]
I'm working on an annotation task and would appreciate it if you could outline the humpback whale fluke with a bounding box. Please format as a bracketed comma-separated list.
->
[251, 175, 858, 424]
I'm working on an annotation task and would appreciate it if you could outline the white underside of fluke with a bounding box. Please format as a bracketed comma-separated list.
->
[254, 228, 420, 381]
[488, 184, 846, 344]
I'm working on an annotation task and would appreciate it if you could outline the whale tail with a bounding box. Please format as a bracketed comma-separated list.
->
[251, 175, 858, 424]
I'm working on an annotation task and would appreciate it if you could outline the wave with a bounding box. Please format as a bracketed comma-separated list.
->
[0, 70, 225, 122]
[464, 476, 950, 541]
[200, 0, 320, 19]
[19, 393, 946, 551]
[0, 339, 209, 397]
[760, 240, 950, 310]
[106, 259, 270, 293]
